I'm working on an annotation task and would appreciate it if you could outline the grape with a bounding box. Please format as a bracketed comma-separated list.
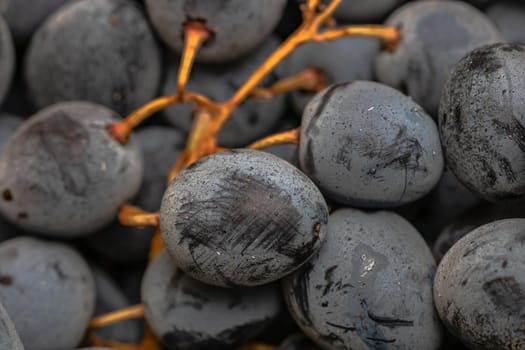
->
[160, 149, 328, 287]
[92, 266, 142, 343]
[411, 169, 480, 240]
[0, 101, 143, 236]
[439, 43, 525, 201]
[434, 219, 525, 349]
[375, 0, 501, 116]
[142, 251, 282, 350]
[279, 333, 320, 350]
[84, 125, 184, 264]
[0, 0, 71, 46]
[432, 202, 525, 261]
[486, 1, 525, 44]
[145, 0, 287, 63]
[283, 208, 443, 349]
[163, 37, 285, 147]
[299, 81, 443, 208]
[333, 0, 406, 22]
[77, 348, 114, 350]
[0, 113, 23, 148]
[0, 15, 14, 107]
[24, 0, 161, 115]
[0, 301, 24, 350]
[278, 35, 379, 115]
[0, 237, 96, 350]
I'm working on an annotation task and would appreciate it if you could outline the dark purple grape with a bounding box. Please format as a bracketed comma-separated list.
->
[160, 149, 328, 287]
[0, 0, 71, 47]
[0, 101, 143, 236]
[0, 237, 95, 350]
[145, 0, 286, 62]
[0, 113, 23, 148]
[299, 81, 443, 208]
[434, 219, 525, 350]
[0, 301, 24, 350]
[142, 251, 282, 350]
[432, 202, 525, 262]
[24, 0, 161, 115]
[334, 0, 407, 22]
[439, 43, 525, 201]
[283, 208, 443, 349]
[0, 15, 14, 107]
[164, 37, 285, 147]
[278, 34, 379, 115]
[375, 0, 501, 116]
[486, 1, 525, 44]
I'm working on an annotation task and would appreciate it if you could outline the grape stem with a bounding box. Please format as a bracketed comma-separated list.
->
[86, 326, 160, 350]
[250, 66, 326, 99]
[177, 21, 213, 97]
[89, 304, 145, 329]
[118, 204, 160, 228]
[247, 128, 301, 150]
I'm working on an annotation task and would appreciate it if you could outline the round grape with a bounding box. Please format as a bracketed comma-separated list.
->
[24, 0, 161, 115]
[283, 208, 443, 349]
[145, 0, 286, 63]
[375, 0, 501, 116]
[0, 15, 14, 107]
[299, 81, 443, 208]
[160, 149, 328, 287]
[439, 43, 525, 201]
[0, 237, 96, 350]
[434, 218, 525, 349]
[0, 301, 24, 350]
[142, 251, 282, 350]
[0, 101, 143, 236]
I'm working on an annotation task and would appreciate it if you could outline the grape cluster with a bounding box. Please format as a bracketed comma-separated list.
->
[0, 0, 524, 349]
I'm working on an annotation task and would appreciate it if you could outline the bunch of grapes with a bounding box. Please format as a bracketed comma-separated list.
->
[0, 0, 524, 349]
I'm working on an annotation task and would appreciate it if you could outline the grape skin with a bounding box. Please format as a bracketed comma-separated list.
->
[142, 251, 282, 350]
[0, 300, 24, 350]
[145, 0, 287, 63]
[434, 219, 525, 350]
[0, 0, 71, 46]
[0, 15, 14, 107]
[0, 101, 143, 236]
[0, 237, 96, 350]
[439, 43, 525, 201]
[283, 208, 443, 350]
[160, 149, 328, 287]
[375, 0, 501, 116]
[278, 35, 379, 115]
[486, 1, 525, 44]
[24, 0, 162, 115]
[299, 81, 443, 208]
